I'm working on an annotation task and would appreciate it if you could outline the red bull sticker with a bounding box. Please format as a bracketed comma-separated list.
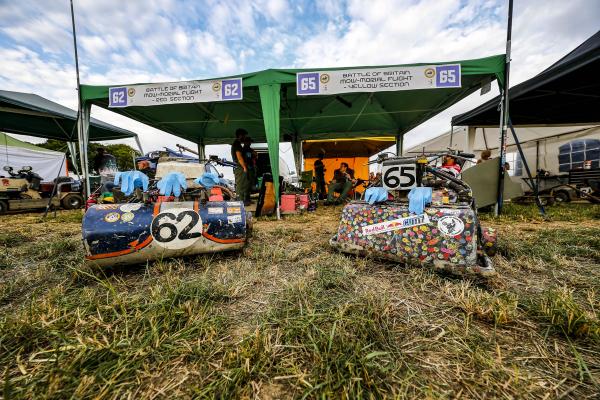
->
[362, 214, 430, 235]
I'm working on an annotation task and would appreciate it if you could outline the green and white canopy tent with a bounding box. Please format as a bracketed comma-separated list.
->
[80, 54, 505, 204]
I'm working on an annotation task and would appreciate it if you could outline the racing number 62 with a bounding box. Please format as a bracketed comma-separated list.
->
[151, 210, 202, 243]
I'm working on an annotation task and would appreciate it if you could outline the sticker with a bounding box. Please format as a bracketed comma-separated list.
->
[121, 212, 134, 222]
[227, 207, 241, 214]
[120, 203, 142, 212]
[227, 214, 242, 224]
[362, 214, 430, 235]
[96, 204, 120, 210]
[437, 216, 464, 236]
[151, 208, 202, 250]
[208, 207, 224, 214]
[227, 201, 243, 206]
[104, 212, 121, 223]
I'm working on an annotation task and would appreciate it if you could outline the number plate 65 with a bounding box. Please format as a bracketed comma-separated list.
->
[382, 164, 417, 190]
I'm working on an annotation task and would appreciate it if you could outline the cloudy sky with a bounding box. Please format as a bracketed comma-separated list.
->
[1, 0, 598, 171]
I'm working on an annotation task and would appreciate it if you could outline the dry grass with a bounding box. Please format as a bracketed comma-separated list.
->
[0, 203, 599, 399]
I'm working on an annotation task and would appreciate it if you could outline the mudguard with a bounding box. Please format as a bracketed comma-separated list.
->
[83, 201, 249, 267]
[330, 201, 493, 275]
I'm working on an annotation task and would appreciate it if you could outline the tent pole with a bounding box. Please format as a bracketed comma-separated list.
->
[80, 103, 91, 197]
[495, 0, 513, 216]
[509, 120, 545, 215]
[67, 141, 80, 176]
[134, 134, 144, 155]
[395, 131, 403, 156]
[70, 0, 90, 198]
[197, 138, 205, 160]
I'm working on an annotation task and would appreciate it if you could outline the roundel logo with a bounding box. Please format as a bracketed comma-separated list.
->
[320, 73, 330, 84]
[212, 82, 221, 92]
[424, 68, 435, 79]
[127, 88, 136, 97]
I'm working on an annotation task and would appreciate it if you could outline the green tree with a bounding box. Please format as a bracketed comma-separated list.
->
[35, 140, 141, 173]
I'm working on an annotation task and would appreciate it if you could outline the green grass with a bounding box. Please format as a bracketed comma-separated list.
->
[0, 204, 599, 398]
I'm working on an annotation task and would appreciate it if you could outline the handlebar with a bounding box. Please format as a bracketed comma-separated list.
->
[368, 150, 475, 165]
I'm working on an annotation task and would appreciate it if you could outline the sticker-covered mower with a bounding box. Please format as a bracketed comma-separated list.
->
[330, 151, 498, 276]
[82, 156, 250, 267]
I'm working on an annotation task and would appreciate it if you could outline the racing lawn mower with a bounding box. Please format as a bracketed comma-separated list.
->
[0, 165, 83, 213]
[82, 156, 250, 268]
[330, 151, 498, 277]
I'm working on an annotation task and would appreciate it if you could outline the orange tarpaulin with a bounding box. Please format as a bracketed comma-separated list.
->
[302, 137, 395, 193]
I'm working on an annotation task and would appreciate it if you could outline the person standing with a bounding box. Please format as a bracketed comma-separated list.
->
[243, 136, 257, 195]
[313, 152, 326, 199]
[231, 128, 251, 206]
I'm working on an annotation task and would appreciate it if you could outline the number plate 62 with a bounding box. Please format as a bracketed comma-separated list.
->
[382, 163, 417, 190]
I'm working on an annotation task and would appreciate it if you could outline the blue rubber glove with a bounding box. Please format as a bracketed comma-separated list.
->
[113, 171, 149, 196]
[194, 172, 220, 189]
[408, 187, 432, 214]
[364, 187, 388, 204]
[157, 172, 187, 197]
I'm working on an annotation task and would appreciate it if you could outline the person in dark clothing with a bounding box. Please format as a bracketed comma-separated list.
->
[231, 128, 251, 205]
[313, 152, 326, 199]
[243, 136, 257, 194]
[93, 148, 117, 174]
[325, 162, 355, 205]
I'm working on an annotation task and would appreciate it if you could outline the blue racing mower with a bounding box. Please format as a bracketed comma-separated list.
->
[82, 157, 250, 268]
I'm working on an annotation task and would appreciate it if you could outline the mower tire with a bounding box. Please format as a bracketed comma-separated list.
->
[61, 194, 84, 210]
[554, 190, 571, 203]
[0, 200, 7, 214]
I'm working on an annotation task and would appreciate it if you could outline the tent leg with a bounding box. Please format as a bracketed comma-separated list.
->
[496, 0, 514, 216]
[77, 102, 91, 198]
[197, 139, 206, 160]
[395, 132, 403, 156]
[509, 120, 545, 216]
[134, 135, 144, 155]
[292, 134, 302, 173]
[466, 126, 476, 153]
[67, 141, 80, 176]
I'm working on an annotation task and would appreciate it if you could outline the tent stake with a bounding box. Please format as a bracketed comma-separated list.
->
[496, 0, 513, 216]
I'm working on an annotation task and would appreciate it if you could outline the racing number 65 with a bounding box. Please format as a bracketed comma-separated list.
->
[383, 165, 416, 190]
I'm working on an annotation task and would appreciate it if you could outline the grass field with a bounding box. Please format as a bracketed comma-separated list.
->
[0, 203, 599, 399]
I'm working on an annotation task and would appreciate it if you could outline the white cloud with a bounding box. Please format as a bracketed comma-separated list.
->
[0, 0, 598, 163]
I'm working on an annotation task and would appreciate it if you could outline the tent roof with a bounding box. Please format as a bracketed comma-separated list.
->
[303, 137, 395, 158]
[0, 90, 138, 141]
[80, 54, 505, 145]
[405, 125, 600, 154]
[452, 30, 600, 127]
[0, 131, 63, 153]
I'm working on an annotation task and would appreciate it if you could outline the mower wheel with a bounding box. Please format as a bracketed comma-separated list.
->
[61, 193, 84, 210]
[0, 200, 7, 214]
[554, 190, 571, 203]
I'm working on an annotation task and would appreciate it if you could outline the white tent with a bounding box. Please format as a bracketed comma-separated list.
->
[0, 132, 67, 181]
[406, 125, 600, 180]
